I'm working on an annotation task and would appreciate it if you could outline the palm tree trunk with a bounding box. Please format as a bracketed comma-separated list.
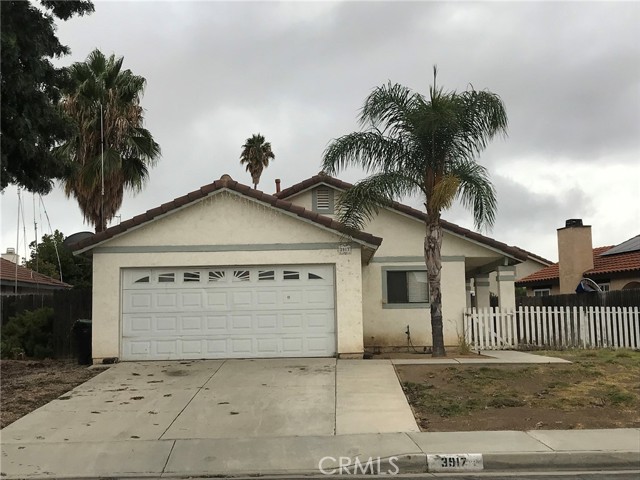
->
[425, 217, 446, 357]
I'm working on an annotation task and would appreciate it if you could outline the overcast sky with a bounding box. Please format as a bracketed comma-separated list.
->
[2, 0, 639, 263]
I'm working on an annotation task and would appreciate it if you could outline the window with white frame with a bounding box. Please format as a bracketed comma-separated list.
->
[385, 270, 429, 305]
[533, 288, 551, 297]
[597, 282, 610, 292]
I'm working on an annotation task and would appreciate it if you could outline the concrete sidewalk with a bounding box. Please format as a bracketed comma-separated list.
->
[2, 428, 638, 478]
[390, 350, 572, 365]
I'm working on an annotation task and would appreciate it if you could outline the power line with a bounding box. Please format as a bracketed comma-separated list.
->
[39, 195, 64, 283]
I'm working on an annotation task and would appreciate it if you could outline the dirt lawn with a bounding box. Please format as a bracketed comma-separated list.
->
[0, 359, 101, 429]
[397, 349, 640, 431]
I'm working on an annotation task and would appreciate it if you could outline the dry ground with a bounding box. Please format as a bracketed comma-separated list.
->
[397, 349, 640, 431]
[0, 359, 101, 428]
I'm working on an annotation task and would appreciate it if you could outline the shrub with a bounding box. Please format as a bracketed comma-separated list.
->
[0, 308, 54, 359]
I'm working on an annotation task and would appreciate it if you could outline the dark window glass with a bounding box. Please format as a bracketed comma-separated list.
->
[387, 271, 408, 303]
[387, 271, 429, 304]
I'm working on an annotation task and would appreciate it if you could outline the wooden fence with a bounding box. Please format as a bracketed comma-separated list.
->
[517, 289, 640, 308]
[1, 289, 92, 358]
[465, 306, 640, 350]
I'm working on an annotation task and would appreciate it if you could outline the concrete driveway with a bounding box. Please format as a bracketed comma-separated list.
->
[1, 358, 418, 444]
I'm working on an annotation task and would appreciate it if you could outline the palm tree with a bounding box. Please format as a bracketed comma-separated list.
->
[322, 68, 507, 357]
[240, 133, 275, 189]
[57, 49, 161, 232]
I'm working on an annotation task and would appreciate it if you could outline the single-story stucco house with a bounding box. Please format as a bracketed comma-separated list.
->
[72, 173, 549, 362]
[0, 256, 72, 296]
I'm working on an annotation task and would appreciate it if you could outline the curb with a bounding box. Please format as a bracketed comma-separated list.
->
[482, 451, 640, 472]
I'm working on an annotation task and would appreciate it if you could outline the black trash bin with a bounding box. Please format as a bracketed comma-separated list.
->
[73, 319, 92, 365]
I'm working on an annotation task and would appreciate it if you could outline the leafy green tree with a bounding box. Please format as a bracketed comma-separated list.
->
[1, 1, 94, 193]
[240, 134, 275, 189]
[25, 230, 92, 288]
[57, 49, 161, 232]
[322, 68, 507, 356]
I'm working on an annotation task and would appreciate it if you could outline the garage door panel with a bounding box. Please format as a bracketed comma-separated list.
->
[256, 290, 278, 306]
[257, 313, 277, 329]
[231, 291, 252, 307]
[181, 292, 203, 308]
[229, 314, 252, 330]
[125, 316, 152, 335]
[206, 291, 229, 309]
[121, 265, 336, 360]
[157, 316, 178, 333]
[307, 312, 333, 330]
[306, 288, 332, 305]
[128, 292, 152, 310]
[206, 315, 228, 331]
[180, 316, 202, 332]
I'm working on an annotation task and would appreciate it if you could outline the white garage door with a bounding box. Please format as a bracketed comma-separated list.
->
[121, 265, 335, 360]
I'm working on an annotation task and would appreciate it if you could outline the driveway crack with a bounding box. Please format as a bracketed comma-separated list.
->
[158, 360, 226, 440]
[161, 439, 176, 475]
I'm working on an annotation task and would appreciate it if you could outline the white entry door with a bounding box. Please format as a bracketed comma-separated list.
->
[121, 265, 335, 360]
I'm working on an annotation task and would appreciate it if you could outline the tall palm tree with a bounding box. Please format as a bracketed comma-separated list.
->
[322, 68, 507, 357]
[57, 49, 161, 232]
[240, 133, 275, 189]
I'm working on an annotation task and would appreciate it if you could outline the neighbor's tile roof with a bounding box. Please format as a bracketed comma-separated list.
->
[516, 245, 640, 285]
[275, 173, 530, 262]
[0, 258, 71, 288]
[72, 175, 383, 253]
[585, 246, 640, 276]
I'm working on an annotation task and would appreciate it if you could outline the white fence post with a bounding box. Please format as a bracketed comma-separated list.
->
[633, 307, 640, 349]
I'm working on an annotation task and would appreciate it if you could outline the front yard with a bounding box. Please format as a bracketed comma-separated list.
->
[397, 349, 640, 431]
[0, 359, 101, 428]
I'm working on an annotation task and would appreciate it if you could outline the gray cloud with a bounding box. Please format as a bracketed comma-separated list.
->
[2, 1, 638, 263]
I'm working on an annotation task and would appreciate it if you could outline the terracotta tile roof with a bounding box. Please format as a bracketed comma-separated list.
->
[585, 246, 640, 277]
[72, 175, 383, 253]
[0, 258, 72, 289]
[514, 263, 560, 285]
[275, 173, 529, 262]
[516, 245, 640, 285]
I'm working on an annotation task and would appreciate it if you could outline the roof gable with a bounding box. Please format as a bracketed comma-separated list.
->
[276, 173, 530, 262]
[72, 175, 382, 254]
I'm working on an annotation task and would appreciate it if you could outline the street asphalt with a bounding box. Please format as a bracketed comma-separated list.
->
[1, 353, 639, 478]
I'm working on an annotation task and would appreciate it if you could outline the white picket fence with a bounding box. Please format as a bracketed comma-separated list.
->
[465, 306, 640, 350]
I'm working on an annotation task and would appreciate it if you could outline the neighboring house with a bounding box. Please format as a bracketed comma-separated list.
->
[0, 257, 72, 295]
[516, 220, 640, 296]
[73, 173, 548, 362]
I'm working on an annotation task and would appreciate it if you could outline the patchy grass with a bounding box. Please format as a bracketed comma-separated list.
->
[397, 349, 640, 431]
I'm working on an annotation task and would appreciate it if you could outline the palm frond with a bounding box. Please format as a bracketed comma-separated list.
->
[322, 131, 410, 175]
[449, 159, 497, 230]
[360, 82, 423, 137]
[336, 170, 418, 232]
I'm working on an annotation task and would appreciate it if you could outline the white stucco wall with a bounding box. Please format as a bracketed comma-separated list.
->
[90, 191, 365, 360]
[362, 259, 466, 347]
[355, 209, 492, 347]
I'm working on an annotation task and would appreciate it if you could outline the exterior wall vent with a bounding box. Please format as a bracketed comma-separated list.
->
[316, 188, 330, 210]
[312, 186, 334, 214]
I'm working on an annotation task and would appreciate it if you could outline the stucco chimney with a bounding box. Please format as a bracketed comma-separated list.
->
[1, 247, 20, 264]
[557, 219, 594, 293]
[275, 178, 281, 193]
